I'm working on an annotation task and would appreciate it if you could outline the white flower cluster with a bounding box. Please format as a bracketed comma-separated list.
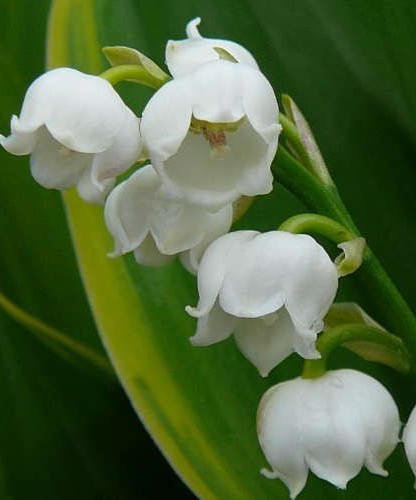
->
[2, 17, 415, 499]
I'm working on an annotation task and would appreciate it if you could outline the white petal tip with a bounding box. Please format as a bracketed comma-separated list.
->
[335, 483, 348, 491]
[260, 468, 303, 499]
[258, 368, 271, 378]
[330, 478, 348, 490]
[186, 17, 202, 39]
[367, 464, 388, 477]
[309, 350, 322, 360]
[185, 305, 195, 316]
[185, 305, 206, 318]
[189, 335, 203, 347]
[260, 468, 279, 480]
[107, 250, 121, 259]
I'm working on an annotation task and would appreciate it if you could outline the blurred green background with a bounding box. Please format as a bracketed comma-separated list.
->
[1, 0, 416, 498]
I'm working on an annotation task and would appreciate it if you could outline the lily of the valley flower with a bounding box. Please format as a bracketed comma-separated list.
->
[257, 369, 401, 498]
[0, 67, 141, 204]
[104, 164, 232, 269]
[165, 17, 259, 78]
[186, 231, 338, 375]
[141, 60, 280, 211]
[403, 404, 416, 487]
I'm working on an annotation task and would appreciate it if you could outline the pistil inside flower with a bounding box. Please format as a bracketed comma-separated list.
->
[202, 127, 230, 157]
[190, 116, 245, 158]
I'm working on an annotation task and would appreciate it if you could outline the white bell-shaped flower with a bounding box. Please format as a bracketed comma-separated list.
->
[403, 404, 416, 487]
[257, 369, 401, 498]
[104, 164, 232, 268]
[186, 231, 338, 375]
[141, 60, 280, 211]
[165, 17, 259, 78]
[0, 67, 142, 204]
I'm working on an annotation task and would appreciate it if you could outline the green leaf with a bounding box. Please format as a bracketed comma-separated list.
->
[44, 0, 416, 498]
[102, 45, 169, 81]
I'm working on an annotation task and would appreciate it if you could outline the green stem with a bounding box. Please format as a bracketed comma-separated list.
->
[274, 146, 416, 360]
[100, 64, 166, 89]
[0, 290, 115, 379]
[279, 214, 366, 276]
[274, 147, 357, 230]
[302, 323, 411, 378]
[279, 213, 356, 243]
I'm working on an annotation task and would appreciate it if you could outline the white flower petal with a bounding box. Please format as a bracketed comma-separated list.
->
[340, 369, 400, 476]
[159, 119, 272, 210]
[166, 17, 259, 78]
[150, 195, 232, 256]
[186, 231, 258, 318]
[104, 165, 158, 255]
[226, 120, 274, 196]
[257, 381, 309, 499]
[212, 231, 337, 331]
[16, 67, 128, 153]
[0, 116, 37, 155]
[91, 111, 142, 189]
[190, 299, 238, 346]
[29, 126, 90, 189]
[150, 200, 203, 255]
[234, 311, 295, 377]
[217, 232, 297, 317]
[133, 234, 175, 267]
[185, 61, 279, 134]
[282, 234, 338, 335]
[290, 331, 321, 360]
[141, 78, 192, 161]
[404, 405, 416, 487]
[301, 375, 366, 488]
[76, 168, 115, 205]
[241, 68, 281, 143]
[187, 61, 246, 123]
[185, 203, 233, 273]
